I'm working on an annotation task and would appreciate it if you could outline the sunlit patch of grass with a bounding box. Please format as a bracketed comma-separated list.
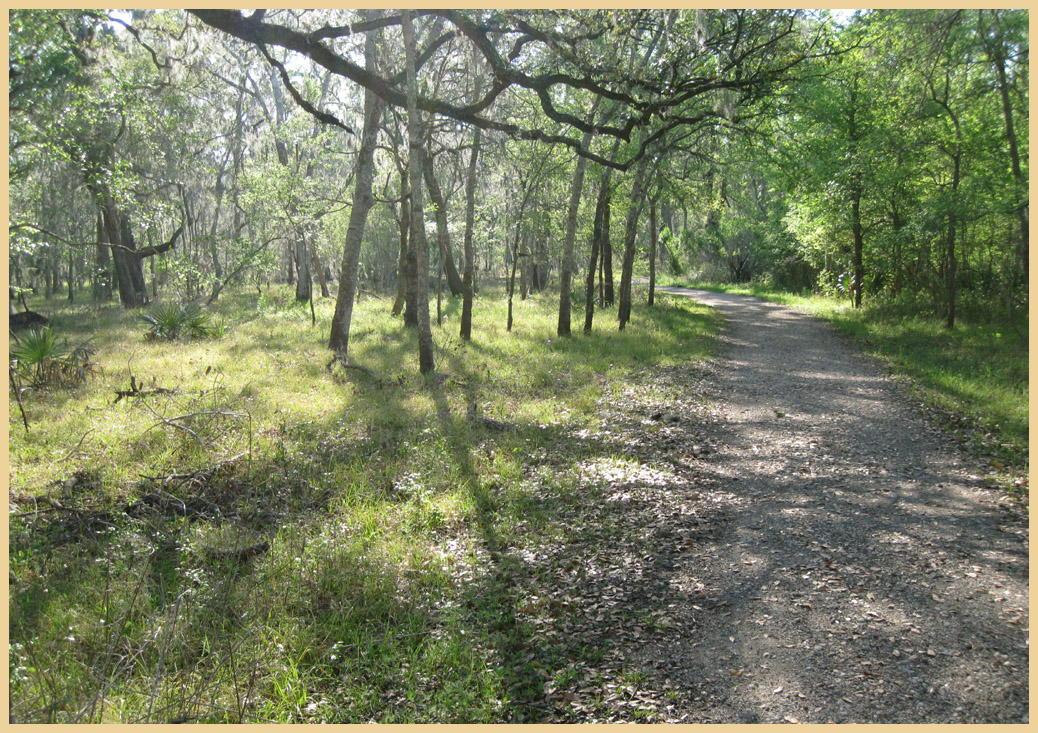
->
[9, 283, 719, 722]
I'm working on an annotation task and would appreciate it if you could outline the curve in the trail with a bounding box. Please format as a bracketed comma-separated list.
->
[650, 286, 1028, 724]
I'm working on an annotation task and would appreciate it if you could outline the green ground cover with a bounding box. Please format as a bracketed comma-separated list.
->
[8, 285, 720, 723]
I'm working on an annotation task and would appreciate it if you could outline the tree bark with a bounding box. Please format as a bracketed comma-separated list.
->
[104, 206, 146, 307]
[557, 110, 597, 337]
[294, 237, 312, 302]
[928, 75, 962, 328]
[460, 127, 481, 340]
[584, 180, 609, 333]
[602, 189, 614, 306]
[648, 199, 657, 306]
[391, 170, 410, 317]
[328, 24, 383, 357]
[618, 149, 651, 330]
[848, 78, 864, 309]
[93, 210, 112, 302]
[311, 248, 330, 297]
[983, 11, 1028, 285]
[506, 221, 522, 333]
[423, 151, 464, 296]
[402, 10, 435, 373]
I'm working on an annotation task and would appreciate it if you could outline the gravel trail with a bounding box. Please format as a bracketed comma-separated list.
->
[650, 287, 1028, 723]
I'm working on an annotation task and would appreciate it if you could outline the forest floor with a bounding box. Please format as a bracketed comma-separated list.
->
[560, 286, 1028, 723]
[8, 286, 1028, 722]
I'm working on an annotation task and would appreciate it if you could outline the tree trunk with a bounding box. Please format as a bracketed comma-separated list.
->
[945, 149, 960, 329]
[312, 248, 330, 298]
[851, 190, 864, 308]
[286, 241, 295, 285]
[618, 150, 651, 330]
[506, 223, 522, 333]
[93, 210, 112, 302]
[648, 199, 657, 306]
[402, 10, 435, 374]
[848, 79, 864, 309]
[584, 180, 609, 333]
[602, 189, 614, 306]
[985, 12, 1028, 285]
[294, 237, 311, 303]
[928, 77, 962, 328]
[557, 118, 597, 337]
[519, 233, 528, 300]
[460, 127, 481, 340]
[328, 28, 383, 356]
[103, 205, 147, 307]
[423, 151, 464, 297]
[392, 171, 410, 317]
[206, 153, 230, 301]
[67, 248, 74, 303]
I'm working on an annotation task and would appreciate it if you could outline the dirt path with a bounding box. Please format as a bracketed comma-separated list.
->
[640, 287, 1029, 723]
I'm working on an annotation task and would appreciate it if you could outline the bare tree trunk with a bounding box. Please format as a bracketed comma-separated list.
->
[94, 210, 112, 302]
[294, 238, 312, 303]
[648, 199, 657, 307]
[423, 151, 464, 296]
[519, 234, 528, 300]
[584, 180, 608, 333]
[557, 112, 597, 337]
[848, 79, 864, 309]
[984, 11, 1028, 285]
[506, 223, 521, 333]
[436, 257, 443, 326]
[391, 170, 409, 317]
[312, 248, 330, 298]
[402, 10, 435, 374]
[618, 150, 651, 330]
[602, 191, 614, 306]
[67, 248, 74, 303]
[598, 240, 604, 306]
[97, 203, 180, 308]
[460, 127, 481, 341]
[328, 24, 383, 357]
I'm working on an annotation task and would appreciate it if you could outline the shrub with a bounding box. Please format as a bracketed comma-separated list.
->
[140, 302, 218, 341]
[9, 327, 95, 388]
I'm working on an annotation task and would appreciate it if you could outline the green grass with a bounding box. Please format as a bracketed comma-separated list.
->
[674, 279, 1028, 498]
[8, 283, 720, 723]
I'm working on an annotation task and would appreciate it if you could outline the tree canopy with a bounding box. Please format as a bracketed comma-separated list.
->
[8, 9, 1028, 357]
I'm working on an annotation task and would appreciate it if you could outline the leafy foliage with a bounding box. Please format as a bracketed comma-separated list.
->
[10, 327, 96, 388]
[139, 302, 219, 341]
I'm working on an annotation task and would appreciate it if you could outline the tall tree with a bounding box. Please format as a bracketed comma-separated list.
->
[328, 12, 384, 358]
[401, 10, 435, 374]
[557, 97, 600, 337]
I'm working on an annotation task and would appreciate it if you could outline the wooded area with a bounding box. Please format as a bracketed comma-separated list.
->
[7, 9, 1029, 724]
[10, 9, 1028, 352]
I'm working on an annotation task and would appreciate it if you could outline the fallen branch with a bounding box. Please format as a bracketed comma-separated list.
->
[326, 352, 381, 383]
[113, 375, 180, 403]
[138, 453, 247, 490]
[48, 429, 97, 465]
[9, 364, 29, 433]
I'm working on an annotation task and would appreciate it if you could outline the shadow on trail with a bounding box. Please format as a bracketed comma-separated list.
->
[649, 286, 1028, 724]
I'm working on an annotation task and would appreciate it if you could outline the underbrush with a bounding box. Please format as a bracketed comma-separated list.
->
[678, 280, 1028, 502]
[8, 284, 720, 722]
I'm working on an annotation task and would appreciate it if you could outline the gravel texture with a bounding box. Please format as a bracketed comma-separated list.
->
[639, 287, 1029, 723]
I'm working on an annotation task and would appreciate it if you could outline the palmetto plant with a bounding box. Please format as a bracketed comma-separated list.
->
[140, 302, 216, 341]
[10, 327, 95, 388]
